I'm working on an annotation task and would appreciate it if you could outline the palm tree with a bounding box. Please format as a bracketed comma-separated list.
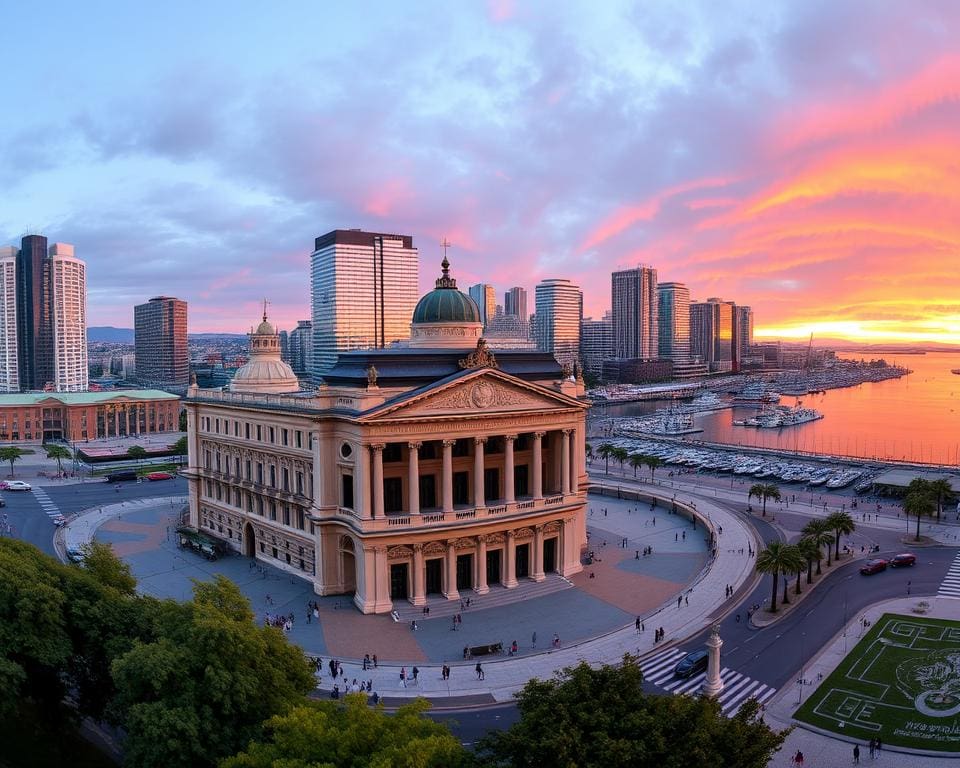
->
[612, 447, 629, 475]
[802, 519, 834, 570]
[797, 537, 821, 586]
[597, 444, 614, 474]
[748, 483, 781, 516]
[756, 542, 804, 613]
[643, 454, 663, 482]
[628, 454, 645, 478]
[929, 478, 953, 521]
[825, 511, 856, 560]
[0, 446, 26, 478]
[127, 445, 148, 470]
[904, 489, 935, 542]
[44, 444, 72, 476]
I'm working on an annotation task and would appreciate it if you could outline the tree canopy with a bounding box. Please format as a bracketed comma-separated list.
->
[0, 446, 26, 477]
[475, 656, 786, 768]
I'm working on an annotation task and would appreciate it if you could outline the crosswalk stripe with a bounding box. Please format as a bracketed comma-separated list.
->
[716, 675, 752, 705]
[726, 684, 772, 716]
[641, 650, 685, 679]
[672, 672, 710, 694]
[662, 672, 705, 692]
[721, 681, 761, 713]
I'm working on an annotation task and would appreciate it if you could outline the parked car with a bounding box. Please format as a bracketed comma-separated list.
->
[890, 553, 917, 568]
[3, 480, 32, 492]
[146, 471, 174, 481]
[105, 471, 137, 483]
[66, 547, 85, 563]
[674, 649, 710, 679]
[860, 558, 888, 575]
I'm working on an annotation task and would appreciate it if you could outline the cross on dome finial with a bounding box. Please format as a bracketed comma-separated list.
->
[262, 298, 270, 322]
[435, 238, 457, 289]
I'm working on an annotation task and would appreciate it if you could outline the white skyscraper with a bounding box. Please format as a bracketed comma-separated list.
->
[534, 278, 582, 367]
[310, 230, 420, 377]
[49, 243, 88, 392]
[0, 247, 18, 392]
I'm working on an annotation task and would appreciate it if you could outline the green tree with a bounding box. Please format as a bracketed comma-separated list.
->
[584, 442, 593, 463]
[44, 444, 72, 476]
[79, 541, 137, 596]
[179, 409, 188, 432]
[825, 511, 856, 560]
[797, 536, 821, 586]
[111, 576, 315, 768]
[0, 446, 26, 478]
[222, 697, 467, 768]
[475, 656, 787, 768]
[597, 444, 614, 474]
[929, 477, 953, 521]
[748, 483, 781, 517]
[127, 445, 148, 469]
[612, 446, 629, 474]
[802, 519, 834, 569]
[904, 489, 935, 542]
[628, 453, 645, 478]
[642, 454, 663, 481]
[173, 436, 188, 467]
[756, 542, 803, 612]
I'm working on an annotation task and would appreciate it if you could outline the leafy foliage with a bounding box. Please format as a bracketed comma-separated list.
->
[80, 541, 137, 596]
[45, 443, 73, 475]
[755, 542, 804, 612]
[0, 445, 26, 477]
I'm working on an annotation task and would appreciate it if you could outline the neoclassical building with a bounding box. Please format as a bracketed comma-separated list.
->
[183, 259, 589, 613]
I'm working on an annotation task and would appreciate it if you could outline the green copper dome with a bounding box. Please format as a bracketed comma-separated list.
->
[412, 257, 481, 324]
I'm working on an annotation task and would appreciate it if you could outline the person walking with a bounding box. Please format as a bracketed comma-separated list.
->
[532, 631, 537, 648]
[875, 737, 881, 755]
[853, 743, 860, 764]
[868, 739, 875, 758]
[475, 662, 484, 681]
[792, 749, 804, 766]
[412, 666, 419, 685]
[400, 667, 407, 688]
[636, 616, 642, 633]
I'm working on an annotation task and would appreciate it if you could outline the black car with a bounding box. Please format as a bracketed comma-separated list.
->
[674, 649, 709, 679]
[105, 471, 138, 483]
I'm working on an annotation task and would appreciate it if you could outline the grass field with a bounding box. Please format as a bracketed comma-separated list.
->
[794, 613, 960, 752]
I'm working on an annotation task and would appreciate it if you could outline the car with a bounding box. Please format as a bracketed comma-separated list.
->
[105, 471, 137, 483]
[860, 558, 888, 575]
[51, 514, 66, 527]
[890, 553, 917, 568]
[673, 649, 710, 679]
[146, 471, 174, 481]
[3, 480, 32, 492]
[66, 547, 85, 563]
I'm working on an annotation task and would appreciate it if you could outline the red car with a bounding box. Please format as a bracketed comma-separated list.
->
[860, 558, 888, 575]
[890, 553, 917, 568]
[146, 472, 174, 481]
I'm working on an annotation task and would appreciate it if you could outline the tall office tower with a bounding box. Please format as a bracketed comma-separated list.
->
[468, 283, 496, 327]
[310, 229, 419, 377]
[733, 305, 753, 370]
[0, 247, 18, 392]
[134, 296, 189, 392]
[504, 286, 527, 319]
[534, 278, 582, 366]
[611, 266, 658, 359]
[690, 301, 716, 363]
[49, 244, 89, 391]
[16, 234, 54, 390]
[580, 312, 614, 377]
[656, 282, 691, 363]
[714, 299, 734, 371]
[279, 330, 290, 363]
[288, 320, 313, 376]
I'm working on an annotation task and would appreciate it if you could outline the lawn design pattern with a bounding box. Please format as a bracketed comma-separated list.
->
[794, 614, 960, 751]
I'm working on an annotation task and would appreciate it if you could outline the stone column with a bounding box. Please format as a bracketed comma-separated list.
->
[442, 439, 455, 514]
[444, 541, 460, 600]
[702, 625, 724, 697]
[504, 530, 518, 588]
[504, 435, 516, 503]
[407, 442, 421, 514]
[370, 444, 385, 518]
[113, 409, 119, 437]
[473, 437, 487, 509]
[311, 431, 322, 512]
[412, 544, 426, 606]
[124, 408, 130, 436]
[475, 536, 489, 594]
[532, 525, 545, 582]
[532, 432, 544, 500]
[561, 429, 571, 495]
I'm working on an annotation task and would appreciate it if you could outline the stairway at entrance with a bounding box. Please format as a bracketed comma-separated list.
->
[393, 573, 572, 622]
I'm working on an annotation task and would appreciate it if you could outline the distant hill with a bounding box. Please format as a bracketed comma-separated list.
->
[88, 326, 134, 343]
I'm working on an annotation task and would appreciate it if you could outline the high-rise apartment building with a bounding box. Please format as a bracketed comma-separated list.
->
[691, 298, 734, 372]
[288, 320, 313, 376]
[310, 229, 419, 377]
[534, 278, 582, 366]
[580, 312, 614, 377]
[468, 283, 496, 327]
[733, 305, 753, 370]
[656, 282, 691, 363]
[0, 248, 18, 392]
[611, 266, 658, 359]
[504, 286, 527, 319]
[134, 296, 188, 392]
[8, 237, 87, 392]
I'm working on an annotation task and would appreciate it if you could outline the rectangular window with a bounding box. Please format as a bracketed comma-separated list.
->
[282, 428, 288, 446]
[282, 468, 289, 491]
[257, 463, 263, 483]
[245, 460, 251, 480]
[296, 431, 303, 448]
[270, 465, 276, 487]
[215, 418, 220, 434]
[269, 427, 275, 443]
[282, 505, 290, 526]
[341, 474, 354, 509]
[296, 471, 304, 495]
[269, 502, 277, 521]
[245, 422, 250, 439]
[257, 425, 262, 441]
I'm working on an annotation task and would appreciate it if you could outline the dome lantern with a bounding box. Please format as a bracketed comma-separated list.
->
[409, 256, 483, 348]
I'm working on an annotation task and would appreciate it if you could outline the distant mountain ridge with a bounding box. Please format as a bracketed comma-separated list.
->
[88, 327, 246, 343]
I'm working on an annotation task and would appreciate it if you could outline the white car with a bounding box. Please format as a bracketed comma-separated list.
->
[4, 480, 32, 491]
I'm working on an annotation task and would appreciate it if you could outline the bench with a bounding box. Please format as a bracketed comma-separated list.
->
[468, 642, 503, 657]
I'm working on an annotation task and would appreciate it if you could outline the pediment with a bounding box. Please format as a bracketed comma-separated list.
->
[361, 370, 581, 422]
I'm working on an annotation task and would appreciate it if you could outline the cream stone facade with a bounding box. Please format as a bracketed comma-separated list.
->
[184, 260, 589, 614]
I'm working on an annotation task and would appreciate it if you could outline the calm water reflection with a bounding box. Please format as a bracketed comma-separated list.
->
[600, 352, 960, 466]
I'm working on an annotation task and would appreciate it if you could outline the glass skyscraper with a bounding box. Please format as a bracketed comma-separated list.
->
[656, 282, 691, 363]
[611, 266, 658, 360]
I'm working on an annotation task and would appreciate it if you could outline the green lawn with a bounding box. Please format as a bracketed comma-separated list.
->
[794, 613, 960, 752]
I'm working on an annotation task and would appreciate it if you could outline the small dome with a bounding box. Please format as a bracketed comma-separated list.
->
[230, 304, 300, 394]
[256, 319, 275, 335]
[412, 256, 481, 324]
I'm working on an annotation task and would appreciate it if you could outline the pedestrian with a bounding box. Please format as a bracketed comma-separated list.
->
[363, 654, 370, 671]
[685, 595, 689, 606]
[412, 666, 419, 684]
[636, 616, 642, 633]
[868, 739, 875, 758]
[875, 737, 881, 754]
[400, 667, 407, 688]
[736, 613, 740, 623]
[682, 530, 686, 540]
[532, 631, 537, 648]
[677, 595, 683, 609]
[675, 533, 678, 541]
[476, 662, 484, 680]
[659, 626, 664, 641]
[793, 749, 804, 766]
[907, 580, 911, 595]
[853, 744, 860, 764]
[373, 654, 378, 668]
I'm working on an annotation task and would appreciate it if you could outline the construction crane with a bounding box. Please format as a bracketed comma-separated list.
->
[804, 332, 814, 370]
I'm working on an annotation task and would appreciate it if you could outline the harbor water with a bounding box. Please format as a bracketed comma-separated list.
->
[599, 351, 960, 466]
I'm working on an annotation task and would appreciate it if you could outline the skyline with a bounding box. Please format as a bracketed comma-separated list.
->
[3, 2, 960, 342]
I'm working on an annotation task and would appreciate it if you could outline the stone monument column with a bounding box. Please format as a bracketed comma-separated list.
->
[701, 623, 724, 698]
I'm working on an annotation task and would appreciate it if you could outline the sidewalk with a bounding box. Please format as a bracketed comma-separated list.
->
[59, 495, 188, 558]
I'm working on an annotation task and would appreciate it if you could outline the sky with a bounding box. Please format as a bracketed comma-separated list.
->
[3, 1, 960, 342]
